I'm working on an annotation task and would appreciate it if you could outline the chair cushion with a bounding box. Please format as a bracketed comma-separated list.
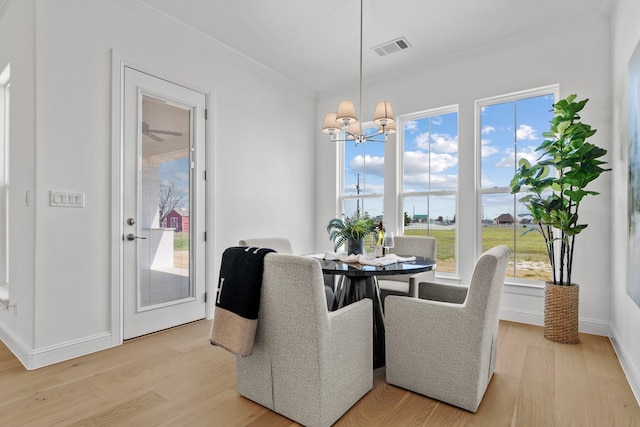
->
[377, 279, 409, 294]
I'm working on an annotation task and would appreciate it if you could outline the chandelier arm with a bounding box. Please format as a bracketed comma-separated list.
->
[322, 0, 393, 144]
[359, 0, 363, 127]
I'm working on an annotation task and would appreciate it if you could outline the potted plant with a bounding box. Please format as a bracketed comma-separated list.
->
[326, 214, 376, 254]
[510, 94, 610, 344]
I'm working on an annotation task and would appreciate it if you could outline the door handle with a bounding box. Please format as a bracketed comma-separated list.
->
[126, 234, 147, 241]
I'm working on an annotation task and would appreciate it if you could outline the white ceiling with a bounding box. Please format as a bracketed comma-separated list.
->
[140, 0, 610, 95]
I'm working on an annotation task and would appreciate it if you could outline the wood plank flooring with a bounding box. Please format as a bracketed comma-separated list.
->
[0, 320, 639, 426]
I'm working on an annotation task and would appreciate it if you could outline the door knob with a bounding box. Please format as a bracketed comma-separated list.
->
[126, 234, 147, 241]
[126, 218, 136, 226]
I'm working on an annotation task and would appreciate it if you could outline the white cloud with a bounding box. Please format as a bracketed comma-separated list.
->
[495, 145, 539, 168]
[404, 120, 419, 132]
[482, 145, 499, 157]
[404, 150, 457, 175]
[482, 125, 495, 135]
[362, 183, 384, 194]
[404, 173, 458, 190]
[480, 138, 499, 157]
[350, 155, 385, 177]
[414, 133, 429, 148]
[413, 132, 458, 153]
[516, 124, 538, 140]
[431, 133, 458, 153]
[480, 175, 495, 188]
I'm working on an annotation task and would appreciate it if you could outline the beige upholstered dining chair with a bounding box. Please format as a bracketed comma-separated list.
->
[235, 253, 373, 427]
[238, 237, 293, 254]
[377, 235, 437, 302]
[384, 245, 510, 413]
[238, 236, 335, 309]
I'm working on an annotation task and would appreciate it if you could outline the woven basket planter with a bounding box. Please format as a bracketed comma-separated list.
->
[544, 282, 579, 344]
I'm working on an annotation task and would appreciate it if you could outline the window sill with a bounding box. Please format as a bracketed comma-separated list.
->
[504, 280, 545, 289]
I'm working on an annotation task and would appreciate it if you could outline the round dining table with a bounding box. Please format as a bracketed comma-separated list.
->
[317, 256, 437, 369]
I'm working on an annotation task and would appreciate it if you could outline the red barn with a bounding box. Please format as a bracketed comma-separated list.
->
[166, 208, 189, 233]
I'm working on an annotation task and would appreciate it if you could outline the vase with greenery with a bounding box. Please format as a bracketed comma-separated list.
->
[326, 215, 376, 254]
[510, 94, 610, 343]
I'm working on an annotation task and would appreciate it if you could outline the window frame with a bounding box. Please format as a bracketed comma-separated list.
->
[0, 63, 9, 294]
[397, 104, 459, 276]
[475, 84, 559, 286]
[338, 121, 384, 220]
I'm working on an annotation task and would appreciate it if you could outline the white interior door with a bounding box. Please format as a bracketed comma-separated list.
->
[123, 67, 206, 339]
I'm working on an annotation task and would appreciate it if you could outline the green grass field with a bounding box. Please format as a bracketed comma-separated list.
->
[405, 225, 551, 280]
[174, 232, 189, 251]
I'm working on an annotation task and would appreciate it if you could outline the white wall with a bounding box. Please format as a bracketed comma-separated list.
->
[316, 12, 612, 334]
[610, 0, 640, 402]
[0, 0, 316, 367]
[0, 0, 628, 373]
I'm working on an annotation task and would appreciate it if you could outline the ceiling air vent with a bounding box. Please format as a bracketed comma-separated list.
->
[372, 37, 411, 57]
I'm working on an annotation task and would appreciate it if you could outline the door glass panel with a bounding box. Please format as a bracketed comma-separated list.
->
[139, 95, 191, 308]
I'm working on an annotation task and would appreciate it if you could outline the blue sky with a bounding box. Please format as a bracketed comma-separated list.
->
[342, 93, 555, 222]
[159, 157, 190, 207]
[480, 94, 554, 219]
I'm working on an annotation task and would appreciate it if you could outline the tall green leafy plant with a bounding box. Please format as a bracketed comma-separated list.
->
[510, 94, 610, 286]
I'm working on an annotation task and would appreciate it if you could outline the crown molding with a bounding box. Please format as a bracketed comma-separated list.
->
[351, 11, 610, 98]
[132, 0, 313, 97]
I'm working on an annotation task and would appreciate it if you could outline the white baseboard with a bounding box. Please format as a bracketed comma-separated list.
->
[609, 324, 640, 406]
[0, 323, 114, 370]
[500, 306, 610, 336]
[0, 323, 32, 368]
[28, 333, 114, 370]
[0, 304, 611, 370]
[500, 306, 544, 326]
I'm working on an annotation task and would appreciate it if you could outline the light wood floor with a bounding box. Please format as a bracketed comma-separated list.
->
[0, 320, 639, 426]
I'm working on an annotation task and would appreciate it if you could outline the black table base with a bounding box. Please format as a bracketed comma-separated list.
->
[319, 256, 436, 370]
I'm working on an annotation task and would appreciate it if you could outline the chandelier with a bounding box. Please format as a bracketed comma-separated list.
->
[321, 0, 395, 146]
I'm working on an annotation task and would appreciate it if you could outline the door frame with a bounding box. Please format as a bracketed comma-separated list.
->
[110, 51, 213, 345]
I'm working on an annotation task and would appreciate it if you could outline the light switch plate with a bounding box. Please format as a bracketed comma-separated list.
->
[50, 191, 85, 208]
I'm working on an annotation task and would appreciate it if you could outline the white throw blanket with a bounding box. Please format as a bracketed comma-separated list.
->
[308, 252, 416, 266]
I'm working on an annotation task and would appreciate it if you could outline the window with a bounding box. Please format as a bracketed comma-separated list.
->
[0, 64, 9, 293]
[478, 86, 557, 281]
[340, 123, 384, 221]
[399, 107, 458, 273]
[338, 124, 384, 252]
